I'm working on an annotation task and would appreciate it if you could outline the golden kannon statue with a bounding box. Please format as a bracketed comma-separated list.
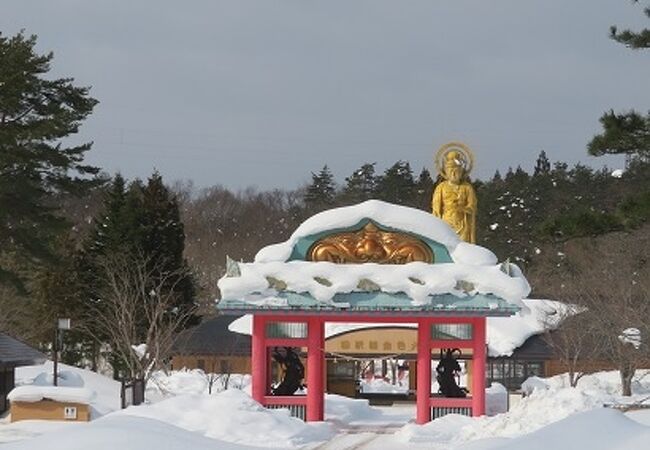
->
[308, 222, 433, 264]
[431, 142, 478, 243]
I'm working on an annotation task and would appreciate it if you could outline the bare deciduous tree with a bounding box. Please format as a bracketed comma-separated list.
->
[84, 251, 196, 383]
[542, 301, 600, 388]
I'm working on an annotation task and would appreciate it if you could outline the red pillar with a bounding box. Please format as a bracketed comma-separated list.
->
[251, 315, 267, 404]
[306, 317, 324, 421]
[416, 319, 431, 424]
[471, 317, 486, 417]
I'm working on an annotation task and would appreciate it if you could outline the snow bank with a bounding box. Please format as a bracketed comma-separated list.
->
[396, 370, 650, 447]
[459, 408, 650, 450]
[8, 386, 94, 405]
[0, 416, 258, 450]
[117, 389, 333, 448]
[146, 369, 250, 402]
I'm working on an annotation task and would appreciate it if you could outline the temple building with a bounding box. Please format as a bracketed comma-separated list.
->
[214, 200, 532, 422]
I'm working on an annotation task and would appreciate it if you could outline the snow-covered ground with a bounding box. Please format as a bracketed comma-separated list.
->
[1, 363, 649, 449]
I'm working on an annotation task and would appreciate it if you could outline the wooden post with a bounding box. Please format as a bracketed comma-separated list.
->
[416, 319, 431, 424]
[306, 317, 324, 421]
[251, 315, 267, 404]
[471, 317, 486, 417]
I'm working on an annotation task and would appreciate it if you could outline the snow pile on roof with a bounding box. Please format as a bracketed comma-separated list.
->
[255, 200, 462, 262]
[227, 299, 566, 357]
[15, 362, 122, 416]
[32, 370, 84, 388]
[220, 260, 530, 306]
[117, 389, 333, 448]
[8, 386, 95, 405]
[487, 298, 567, 357]
[219, 200, 530, 307]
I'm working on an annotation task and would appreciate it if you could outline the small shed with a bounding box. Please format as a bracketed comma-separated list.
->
[8, 385, 93, 422]
[0, 333, 46, 415]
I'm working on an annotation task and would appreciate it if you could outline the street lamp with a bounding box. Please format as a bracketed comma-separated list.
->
[53, 318, 71, 386]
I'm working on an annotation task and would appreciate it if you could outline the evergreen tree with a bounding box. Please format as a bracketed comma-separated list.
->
[414, 167, 434, 211]
[0, 31, 99, 290]
[342, 163, 378, 203]
[589, 2, 650, 160]
[534, 150, 551, 176]
[376, 161, 416, 205]
[139, 172, 195, 314]
[304, 165, 336, 209]
[588, 110, 650, 159]
[609, 1, 650, 49]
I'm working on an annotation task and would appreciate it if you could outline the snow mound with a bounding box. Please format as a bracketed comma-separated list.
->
[117, 389, 333, 448]
[325, 395, 383, 423]
[146, 369, 251, 402]
[0, 415, 259, 450]
[462, 408, 650, 450]
[395, 413, 474, 444]
[396, 370, 650, 447]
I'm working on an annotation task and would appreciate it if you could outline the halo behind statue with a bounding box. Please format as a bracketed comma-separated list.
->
[434, 141, 475, 179]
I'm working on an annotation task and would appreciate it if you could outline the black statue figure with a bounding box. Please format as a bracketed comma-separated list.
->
[435, 348, 468, 398]
[271, 347, 305, 396]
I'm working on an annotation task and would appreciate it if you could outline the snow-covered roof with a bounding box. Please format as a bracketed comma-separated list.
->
[218, 200, 530, 314]
[8, 385, 95, 405]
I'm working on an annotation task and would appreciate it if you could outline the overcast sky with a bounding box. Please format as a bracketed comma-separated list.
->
[3, 0, 649, 190]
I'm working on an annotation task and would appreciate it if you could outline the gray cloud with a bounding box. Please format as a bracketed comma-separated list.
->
[3, 0, 648, 189]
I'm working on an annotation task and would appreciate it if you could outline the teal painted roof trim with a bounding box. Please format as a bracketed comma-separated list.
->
[218, 292, 519, 317]
[287, 219, 453, 263]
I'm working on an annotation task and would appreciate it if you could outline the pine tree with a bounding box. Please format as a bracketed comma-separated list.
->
[304, 165, 336, 209]
[342, 163, 378, 203]
[534, 151, 551, 176]
[139, 172, 195, 314]
[376, 161, 415, 205]
[0, 31, 99, 291]
[589, 2, 650, 160]
[609, 1, 650, 49]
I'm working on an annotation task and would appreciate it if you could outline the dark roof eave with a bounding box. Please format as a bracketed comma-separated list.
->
[216, 306, 518, 317]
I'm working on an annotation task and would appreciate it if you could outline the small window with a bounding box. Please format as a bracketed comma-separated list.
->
[266, 322, 308, 338]
[431, 324, 473, 340]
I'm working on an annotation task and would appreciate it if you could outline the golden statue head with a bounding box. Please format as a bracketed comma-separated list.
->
[435, 142, 475, 184]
